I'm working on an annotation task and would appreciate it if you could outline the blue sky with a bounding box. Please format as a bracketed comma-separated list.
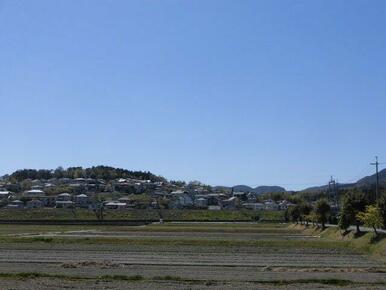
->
[0, 0, 385, 190]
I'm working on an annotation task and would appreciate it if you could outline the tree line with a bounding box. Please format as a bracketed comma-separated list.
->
[8, 166, 166, 183]
[285, 190, 386, 236]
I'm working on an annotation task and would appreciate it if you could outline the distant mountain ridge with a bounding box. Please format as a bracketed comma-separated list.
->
[302, 168, 386, 192]
[357, 168, 386, 186]
[232, 185, 286, 194]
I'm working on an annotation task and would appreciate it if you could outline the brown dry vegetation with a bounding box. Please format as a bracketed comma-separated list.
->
[0, 222, 384, 289]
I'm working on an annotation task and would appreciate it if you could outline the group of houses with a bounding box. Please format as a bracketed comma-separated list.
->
[0, 177, 290, 211]
[163, 190, 293, 211]
[0, 189, 90, 209]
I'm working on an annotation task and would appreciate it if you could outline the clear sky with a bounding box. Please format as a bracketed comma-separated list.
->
[0, 0, 385, 190]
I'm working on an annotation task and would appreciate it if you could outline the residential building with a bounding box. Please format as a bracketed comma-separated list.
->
[75, 194, 89, 208]
[56, 193, 72, 202]
[24, 189, 45, 197]
[7, 200, 24, 209]
[194, 197, 208, 208]
[105, 201, 126, 210]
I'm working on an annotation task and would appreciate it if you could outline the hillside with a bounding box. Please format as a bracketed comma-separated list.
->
[357, 168, 386, 187]
[232, 185, 286, 194]
[302, 168, 386, 193]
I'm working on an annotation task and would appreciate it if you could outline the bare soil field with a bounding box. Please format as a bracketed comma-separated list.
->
[0, 223, 384, 289]
[1, 278, 386, 290]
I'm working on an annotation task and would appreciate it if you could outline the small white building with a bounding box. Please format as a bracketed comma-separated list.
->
[25, 189, 45, 197]
[0, 191, 12, 200]
[105, 202, 126, 210]
[56, 193, 72, 202]
[75, 194, 89, 207]
[7, 200, 24, 209]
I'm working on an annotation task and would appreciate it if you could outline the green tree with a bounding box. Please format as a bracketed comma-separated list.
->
[338, 208, 351, 232]
[315, 199, 330, 229]
[339, 191, 368, 233]
[308, 211, 318, 226]
[286, 205, 301, 224]
[339, 195, 355, 231]
[357, 205, 383, 236]
[299, 202, 313, 225]
[377, 194, 386, 230]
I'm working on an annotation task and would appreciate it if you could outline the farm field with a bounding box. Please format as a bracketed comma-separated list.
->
[0, 208, 284, 221]
[0, 222, 384, 289]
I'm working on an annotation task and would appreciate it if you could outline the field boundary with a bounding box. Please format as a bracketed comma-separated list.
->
[0, 219, 280, 225]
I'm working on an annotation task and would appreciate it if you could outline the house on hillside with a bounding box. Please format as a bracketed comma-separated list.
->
[171, 191, 193, 209]
[223, 196, 239, 210]
[56, 193, 72, 202]
[105, 201, 126, 210]
[31, 185, 44, 190]
[75, 194, 89, 208]
[0, 191, 12, 200]
[206, 194, 223, 207]
[6, 200, 24, 209]
[118, 197, 136, 209]
[194, 197, 208, 208]
[247, 192, 258, 203]
[233, 192, 248, 202]
[24, 189, 45, 198]
[177, 193, 193, 207]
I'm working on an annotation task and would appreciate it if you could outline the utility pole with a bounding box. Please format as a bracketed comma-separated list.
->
[370, 156, 379, 201]
[328, 176, 338, 210]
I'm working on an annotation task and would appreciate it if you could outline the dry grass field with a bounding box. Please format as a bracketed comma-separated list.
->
[0, 222, 384, 289]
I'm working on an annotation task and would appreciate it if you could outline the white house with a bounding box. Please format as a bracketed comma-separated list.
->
[75, 194, 89, 207]
[105, 201, 126, 210]
[25, 189, 45, 197]
[7, 200, 24, 209]
[56, 193, 72, 202]
[0, 191, 12, 200]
